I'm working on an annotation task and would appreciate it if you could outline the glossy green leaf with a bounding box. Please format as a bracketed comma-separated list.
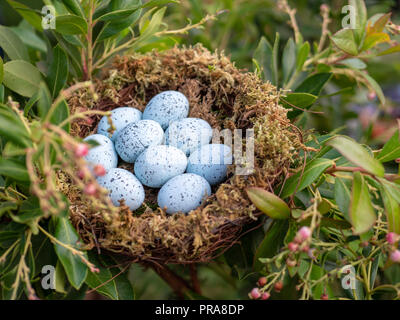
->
[86, 252, 134, 300]
[37, 83, 52, 118]
[53, 217, 88, 289]
[0, 104, 31, 147]
[381, 184, 400, 234]
[253, 220, 289, 272]
[2, 60, 42, 97]
[0, 26, 29, 61]
[61, 0, 85, 17]
[296, 41, 310, 71]
[340, 58, 366, 69]
[280, 158, 334, 199]
[10, 197, 42, 224]
[350, 172, 376, 234]
[97, 6, 142, 22]
[331, 29, 358, 55]
[282, 38, 297, 85]
[47, 45, 69, 98]
[56, 15, 88, 35]
[334, 176, 352, 221]
[5, 0, 42, 31]
[281, 92, 318, 119]
[295, 73, 332, 96]
[0, 159, 29, 181]
[0, 201, 18, 218]
[253, 36, 274, 83]
[377, 130, 400, 163]
[377, 44, 400, 57]
[349, 0, 367, 46]
[246, 187, 290, 219]
[0, 85, 4, 103]
[51, 99, 70, 133]
[326, 136, 385, 177]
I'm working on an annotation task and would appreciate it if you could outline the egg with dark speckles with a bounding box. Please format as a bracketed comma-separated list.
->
[97, 107, 142, 141]
[165, 118, 213, 156]
[97, 168, 145, 211]
[187, 144, 232, 185]
[157, 173, 211, 214]
[83, 134, 118, 172]
[134, 145, 187, 188]
[114, 120, 164, 163]
[143, 91, 189, 130]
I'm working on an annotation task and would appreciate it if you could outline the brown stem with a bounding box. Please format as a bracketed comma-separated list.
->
[326, 165, 399, 182]
[144, 261, 193, 299]
[190, 265, 202, 295]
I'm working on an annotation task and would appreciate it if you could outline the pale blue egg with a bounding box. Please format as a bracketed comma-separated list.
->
[97, 168, 145, 211]
[114, 120, 164, 163]
[134, 145, 187, 188]
[83, 134, 118, 172]
[165, 118, 213, 156]
[143, 91, 189, 130]
[186, 144, 232, 185]
[97, 107, 142, 141]
[157, 173, 211, 214]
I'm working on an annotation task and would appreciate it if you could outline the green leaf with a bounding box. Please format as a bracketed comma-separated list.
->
[370, 252, 381, 288]
[335, 176, 352, 221]
[349, 0, 367, 46]
[86, 252, 134, 300]
[296, 41, 310, 71]
[53, 217, 88, 289]
[350, 172, 376, 234]
[280, 158, 334, 199]
[0, 26, 29, 61]
[47, 45, 69, 98]
[281, 92, 318, 119]
[282, 38, 297, 85]
[380, 184, 400, 234]
[326, 136, 385, 177]
[253, 220, 289, 272]
[0, 201, 18, 218]
[377, 44, 400, 57]
[331, 29, 358, 55]
[55, 15, 88, 35]
[295, 73, 332, 96]
[51, 99, 70, 133]
[246, 187, 290, 219]
[10, 197, 42, 225]
[0, 105, 31, 147]
[0, 85, 4, 103]
[0, 57, 3, 84]
[2, 60, 42, 97]
[253, 36, 274, 84]
[0, 158, 29, 181]
[361, 32, 390, 52]
[340, 58, 366, 69]
[61, 0, 85, 17]
[97, 6, 142, 22]
[37, 82, 52, 118]
[376, 130, 400, 163]
[5, 0, 43, 31]
[367, 13, 391, 34]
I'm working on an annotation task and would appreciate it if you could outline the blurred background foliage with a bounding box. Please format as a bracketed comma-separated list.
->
[0, 0, 399, 299]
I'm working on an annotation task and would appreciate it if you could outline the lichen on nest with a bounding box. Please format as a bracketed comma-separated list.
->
[65, 44, 302, 263]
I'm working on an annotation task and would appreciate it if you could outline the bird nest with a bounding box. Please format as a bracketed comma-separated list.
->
[64, 45, 302, 264]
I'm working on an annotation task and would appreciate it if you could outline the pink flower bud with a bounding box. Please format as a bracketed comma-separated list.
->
[257, 277, 267, 287]
[84, 183, 97, 196]
[320, 293, 329, 300]
[367, 91, 376, 101]
[93, 164, 106, 177]
[288, 242, 298, 252]
[261, 292, 270, 300]
[390, 250, 400, 263]
[386, 232, 399, 245]
[274, 281, 283, 292]
[296, 226, 311, 242]
[250, 288, 261, 299]
[75, 143, 89, 157]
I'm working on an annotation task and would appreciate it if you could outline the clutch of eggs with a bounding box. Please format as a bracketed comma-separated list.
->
[86, 91, 232, 213]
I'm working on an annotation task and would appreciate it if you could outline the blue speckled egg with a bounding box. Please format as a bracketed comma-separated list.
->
[97, 168, 145, 211]
[134, 145, 187, 188]
[143, 91, 189, 130]
[114, 120, 164, 163]
[97, 107, 142, 141]
[187, 144, 232, 185]
[165, 118, 213, 156]
[83, 134, 118, 172]
[157, 173, 211, 214]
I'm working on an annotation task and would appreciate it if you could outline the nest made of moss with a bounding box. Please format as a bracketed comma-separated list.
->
[64, 44, 302, 264]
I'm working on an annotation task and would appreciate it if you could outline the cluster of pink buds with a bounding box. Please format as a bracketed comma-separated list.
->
[295, 226, 312, 243]
[75, 143, 89, 158]
[249, 277, 271, 300]
[386, 232, 400, 245]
